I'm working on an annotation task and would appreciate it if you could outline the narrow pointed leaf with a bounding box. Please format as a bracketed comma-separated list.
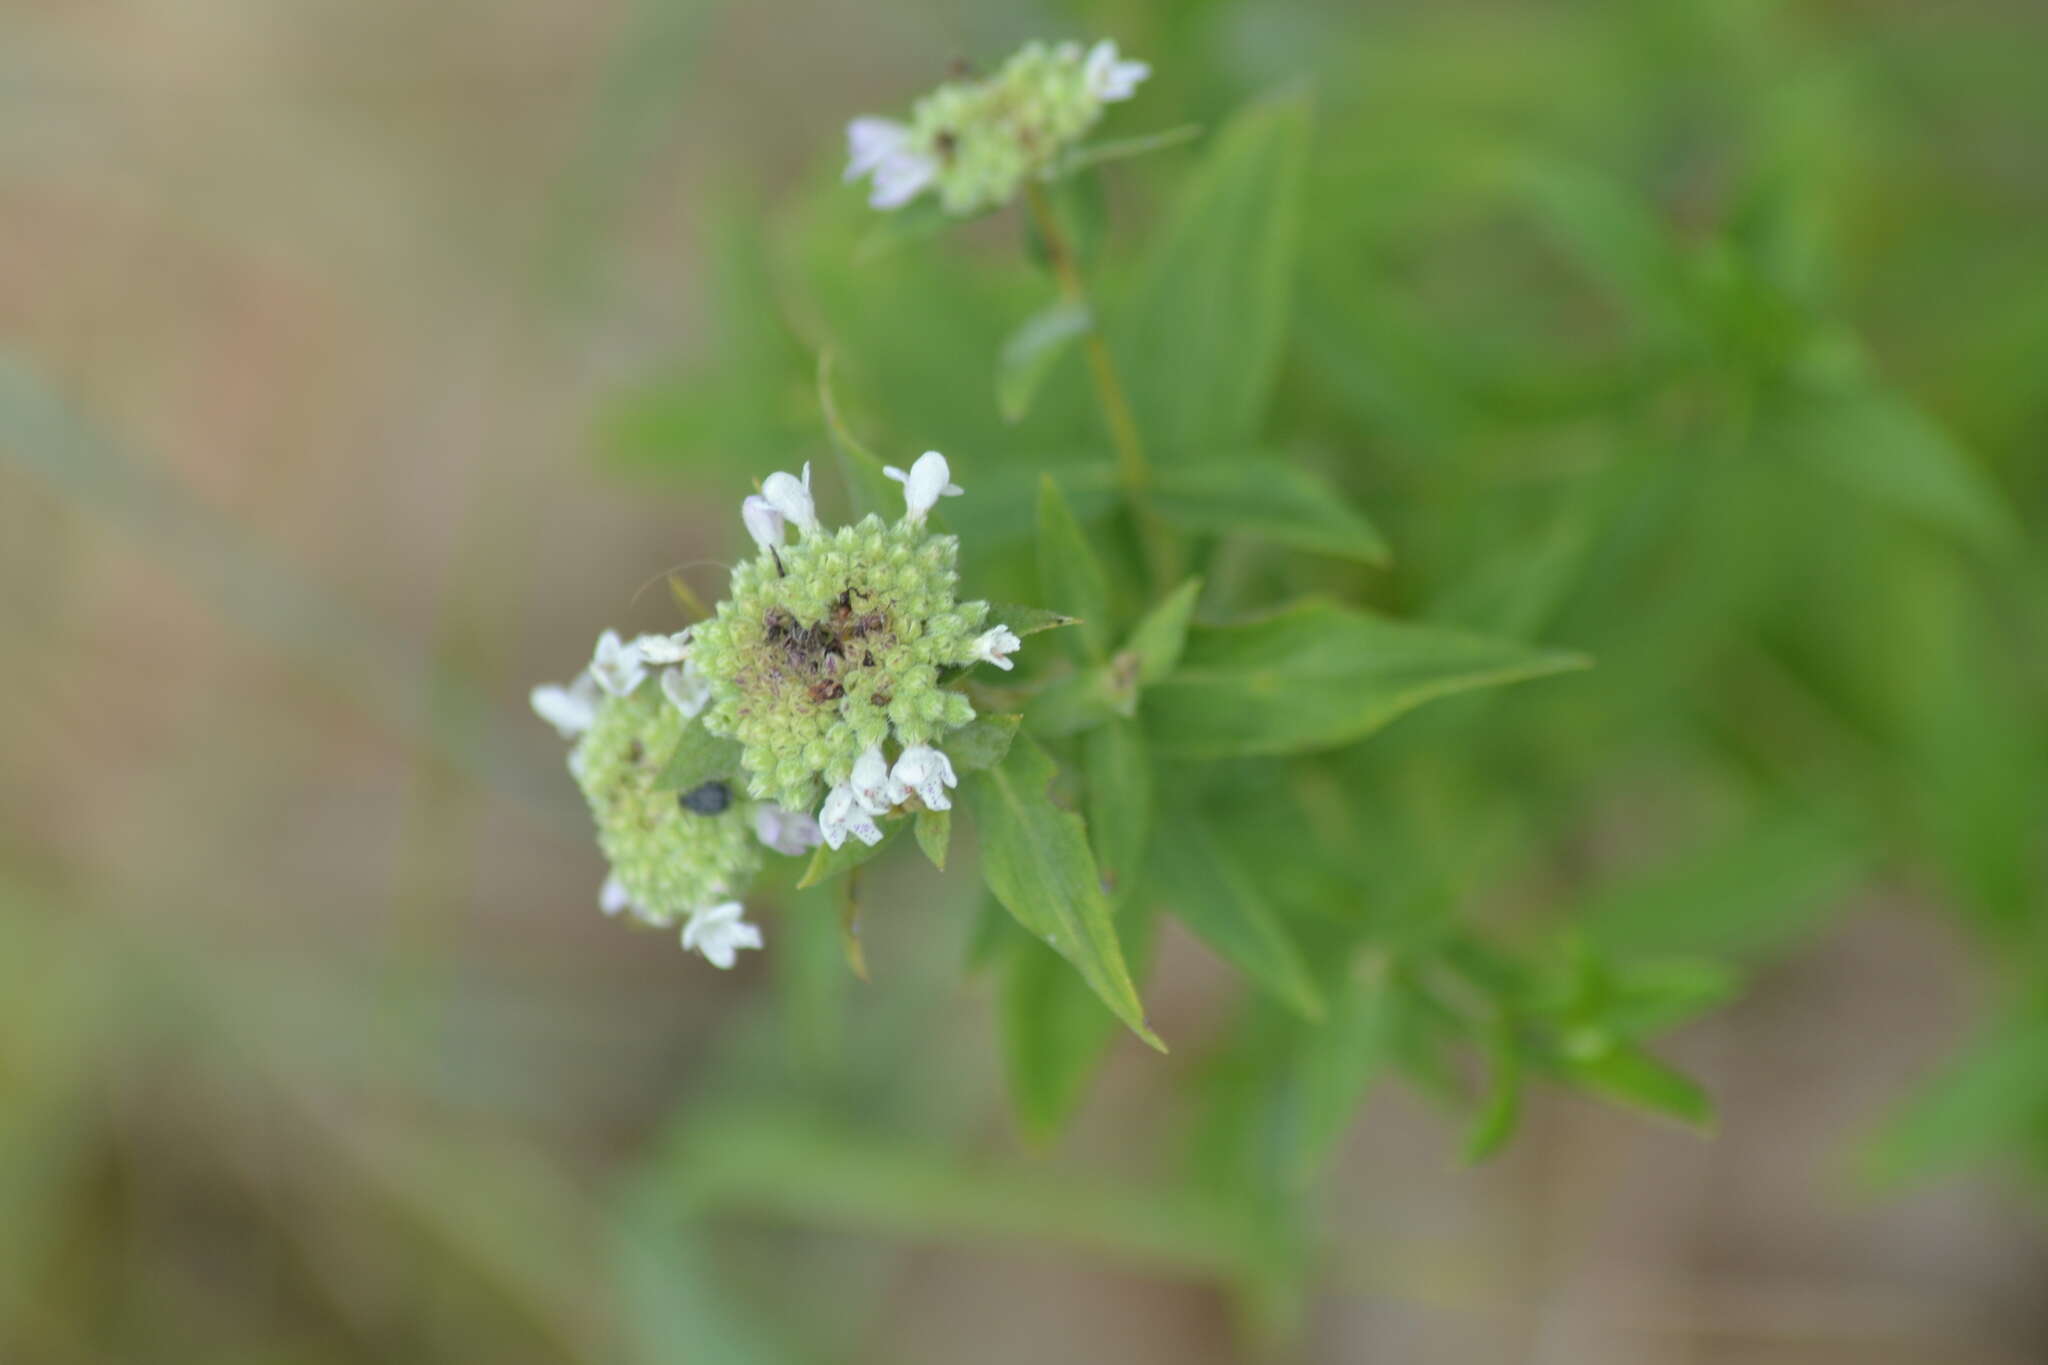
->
[996, 300, 1092, 423]
[1145, 599, 1588, 758]
[1153, 462, 1389, 565]
[1124, 577, 1204, 687]
[1147, 810, 1323, 1019]
[1036, 475, 1113, 659]
[654, 725, 744, 792]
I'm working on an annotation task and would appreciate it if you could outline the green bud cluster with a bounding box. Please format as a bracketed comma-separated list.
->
[574, 686, 761, 924]
[908, 42, 1114, 215]
[692, 514, 985, 810]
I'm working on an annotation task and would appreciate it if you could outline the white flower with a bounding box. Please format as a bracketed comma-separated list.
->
[761, 463, 820, 536]
[660, 659, 712, 719]
[849, 744, 895, 814]
[819, 783, 884, 850]
[883, 450, 963, 524]
[600, 873, 633, 917]
[1084, 40, 1149, 103]
[589, 629, 648, 697]
[681, 901, 763, 970]
[753, 804, 824, 856]
[531, 671, 601, 739]
[634, 630, 691, 665]
[887, 745, 957, 811]
[971, 624, 1022, 671]
[845, 117, 937, 210]
[742, 493, 786, 551]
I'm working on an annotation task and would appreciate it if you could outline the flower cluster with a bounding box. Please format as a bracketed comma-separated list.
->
[531, 452, 1020, 964]
[692, 452, 1019, 848]
[845, 39, 1150, 215]
[532, 629, 820, 969]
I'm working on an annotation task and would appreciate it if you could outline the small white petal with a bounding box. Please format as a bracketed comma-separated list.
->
[742, 494, 786, 551]
[885, 450, 964, 524]
[868, 150, 938, 210]
[761, 463, 819, 535]
[531, 671, 600, 739]
[634, 631, 691, 665]
[600, 874, 632, 917]
[682, 901, 762, 970]
[1085, 39, 1150, 103]
[972, 624, 1022, 671]
[849, 745, 895, 814]
[889, 745, 958, 812]
[819, 784, 884, 849]
[753, 804, 824, 856]
[589, 629, 649, 697]
[661, 660, 712, 718]
[845, 117, 911, 181]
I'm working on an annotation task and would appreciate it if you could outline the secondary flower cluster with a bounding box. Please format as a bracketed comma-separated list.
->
[845, 39, 1149, 215]
[531, 452, 1021, 967]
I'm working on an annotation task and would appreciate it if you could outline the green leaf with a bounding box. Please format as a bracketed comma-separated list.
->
[1462, 1017, 1524, 1163]
[963, 734, 1161, 1050]
[1001, 935, 1122, 1140]
[1291, 954, 1399, 1178]
[796, 822, 900, 890]
[914, 809, 950, 871]
[947, 713, 1021, 772]
[1776, 387, 2018, 553]
[996, 300, 1092, 424]
[816, 349, 896, 518]
[982, 603, 1083, 639]
[1083, 717, 1153, 903]
[1124, 577, 1203, 687]
[1054, 123, 1202, 175]
[1152, 462, 1390, 565]
[1558, 1038, 1714, 1131]
[1036, 474, 1114, 659]
[653, 724, 744, 792]
[1860, 1011, 2048, 1188]
[1147, 808, 1323, 1019]
[1117, 92, 1312, 455]
[1145, 599, 1589, 758]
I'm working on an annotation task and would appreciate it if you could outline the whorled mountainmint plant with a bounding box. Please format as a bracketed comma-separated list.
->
[844, 39, 1149, 215]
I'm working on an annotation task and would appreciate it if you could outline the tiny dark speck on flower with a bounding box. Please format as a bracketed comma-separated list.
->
[679, 781, 733, 815]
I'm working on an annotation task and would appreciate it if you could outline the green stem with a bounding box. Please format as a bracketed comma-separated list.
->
[1023, 182, 1179, 588]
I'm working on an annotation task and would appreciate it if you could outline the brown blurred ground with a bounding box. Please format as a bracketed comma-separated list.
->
[2, 3, 2042, 1362]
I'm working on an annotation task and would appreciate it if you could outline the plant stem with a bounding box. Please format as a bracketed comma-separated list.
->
[1023, 181, 1178, 587]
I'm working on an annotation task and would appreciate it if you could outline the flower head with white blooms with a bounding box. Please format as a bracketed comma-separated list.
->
[681, 901, 764, 970]
[845, 38, 1151, 217]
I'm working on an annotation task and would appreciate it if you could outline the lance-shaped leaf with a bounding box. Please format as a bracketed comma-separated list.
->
[947, 713, 1021, 772]
[996, 300, 1092, 424]
[1124, 577, 1204, 686]
[981, 603, 1083, 639]
[1152, 462, 1389, 565]
[964, 734, 1161, 1050]
[1145, 599, 1588, 758]
[797, 822, 901, 890]
[1148, 810, 1323, 1019]
[1036, 474, 1113, 659]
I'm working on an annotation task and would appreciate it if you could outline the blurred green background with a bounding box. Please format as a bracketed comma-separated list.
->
[4, 0, 2046, 1360]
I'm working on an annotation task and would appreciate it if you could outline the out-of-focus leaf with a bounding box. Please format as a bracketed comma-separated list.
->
[1055, 123, 1202, 175]
[1463, 1016, 1524, 1163]
[1145, 599, 1588, 758]
[1083, 716, 1153, 902]
[947, 713, 1020, 772]
[1149, 808, 1324, 1019]
[964, 734, 1161, 1050]
[914, 809, 950, 870]
[983, 603, 1084, 639]
[653, 724, 744, 792]
[1125, 577, 1203, 687]
[1118, 93, 1313, 455]
[1776, 388, 2018, 553]
[796, 823, 900, 890]
[997, 300, 1092, 424]
[1036, 474, 1114, 658]
[1861, 1010, 2048, 1188]
[1152, 462, 1390, 565]
[1290, 952, 1399, 1178]
[817, 349, 896, 518]
[1557, 1038, 1714, 1131]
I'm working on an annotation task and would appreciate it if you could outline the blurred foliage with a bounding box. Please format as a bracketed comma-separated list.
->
[4, 0, 2046, 1359]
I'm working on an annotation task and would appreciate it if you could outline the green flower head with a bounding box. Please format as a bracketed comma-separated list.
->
[845, 39, 1150, 216]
